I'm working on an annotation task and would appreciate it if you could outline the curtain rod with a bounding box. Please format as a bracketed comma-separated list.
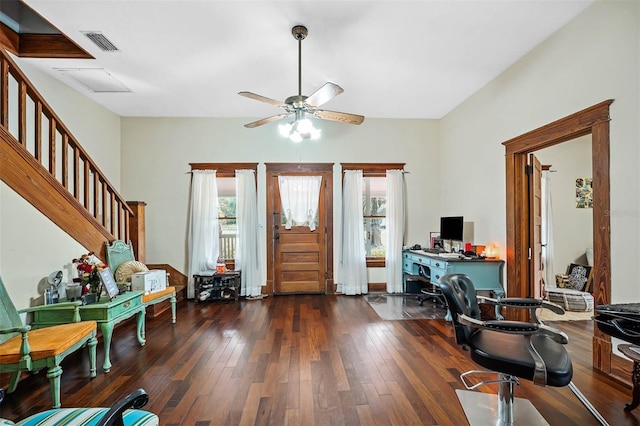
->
[186, 170, 410, 174]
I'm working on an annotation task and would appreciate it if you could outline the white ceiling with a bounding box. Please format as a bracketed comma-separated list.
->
[22, 0, 594, 120]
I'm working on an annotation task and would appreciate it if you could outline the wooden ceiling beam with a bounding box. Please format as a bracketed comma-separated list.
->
[0, 21, 92, 59]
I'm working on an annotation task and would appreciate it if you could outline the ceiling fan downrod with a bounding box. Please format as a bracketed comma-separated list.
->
[291, 25, 307, 97]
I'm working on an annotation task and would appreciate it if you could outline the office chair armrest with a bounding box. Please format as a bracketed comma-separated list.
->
[478, 296, 541, 307]
[96, 388, 150, 426]
[459, 312, 569, 344]
[483, 320, 539, 334]
[478, 297, 564, 314]
[458, 314, 539, 334]
[537, 323, 569, 344]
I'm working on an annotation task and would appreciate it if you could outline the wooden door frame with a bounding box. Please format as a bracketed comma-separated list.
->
[528, 154, 543, 299]
[265, 163, 334, 295]
[503, 100, 613, 373]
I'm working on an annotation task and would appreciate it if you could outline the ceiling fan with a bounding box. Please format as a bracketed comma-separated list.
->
[239, 25, 364, 138]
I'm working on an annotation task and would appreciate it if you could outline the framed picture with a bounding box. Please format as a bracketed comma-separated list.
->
[99, 267, 120, 300]
[430, 232, 442, 249]
[566, 263, 593, 292]
[575, 177, 593, 208]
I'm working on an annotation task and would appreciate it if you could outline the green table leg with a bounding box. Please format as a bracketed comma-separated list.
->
[100, 321, 114, 373]
[46, 365, 62, 409]
[171, 294, 177, 324]
[136, 309, 146, 346]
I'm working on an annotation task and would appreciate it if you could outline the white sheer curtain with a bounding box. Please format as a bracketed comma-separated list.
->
[187, 170, 219, 298]
[541, 171, 555, 289]
[340, 170, 368, 295]
[386, 170, 405, 293]
[235, 170, 262, 297]
[278, 176, 322, 231]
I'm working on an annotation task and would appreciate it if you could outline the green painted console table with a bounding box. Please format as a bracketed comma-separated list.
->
[31, 291, 146, 373]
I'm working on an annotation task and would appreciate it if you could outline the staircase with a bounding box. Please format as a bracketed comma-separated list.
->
[0, 48, 143, 260]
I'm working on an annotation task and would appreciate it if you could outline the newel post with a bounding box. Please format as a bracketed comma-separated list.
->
[126, 201, 147, 263]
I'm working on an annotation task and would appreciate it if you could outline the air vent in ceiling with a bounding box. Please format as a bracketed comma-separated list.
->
[82, 31, 119, 52]
[56, 68, 130, 93]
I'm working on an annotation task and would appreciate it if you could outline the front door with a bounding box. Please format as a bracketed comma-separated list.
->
[265, 163, 334, 295]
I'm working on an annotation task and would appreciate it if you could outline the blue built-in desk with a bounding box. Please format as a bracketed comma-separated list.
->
[403, 249, 505, 318]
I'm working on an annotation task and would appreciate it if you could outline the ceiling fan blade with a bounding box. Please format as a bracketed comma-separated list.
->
[244, 113, 292, 128]
[238, 91, 287, 108]
[315, 109, 365, 125]
[305, 82, 344, 107]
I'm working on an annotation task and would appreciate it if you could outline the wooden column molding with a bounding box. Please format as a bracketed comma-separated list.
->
[127, 201, 147, 263]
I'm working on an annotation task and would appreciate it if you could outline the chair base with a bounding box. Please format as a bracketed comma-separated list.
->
[456, 390, 549, 426]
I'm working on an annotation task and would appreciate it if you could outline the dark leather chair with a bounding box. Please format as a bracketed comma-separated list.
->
[438, 273, 607, 425]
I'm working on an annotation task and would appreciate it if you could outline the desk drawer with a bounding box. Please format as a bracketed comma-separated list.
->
[430, 267, 448, 283]
[108, 295, 142, 319]
[80, 294, 142, 321]
[412, 255, 428, 266]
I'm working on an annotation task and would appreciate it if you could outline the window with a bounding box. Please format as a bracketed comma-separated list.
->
[190, 162, 258, 263]
[363, 176, 386, 258]
[217, 177, 237, 260]
[342, 163, 404, 267]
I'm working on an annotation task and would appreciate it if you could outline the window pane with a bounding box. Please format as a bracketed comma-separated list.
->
[364, 217, 386, 257]
[217, 177, 236, 217]
[363, 177, 386, 216]
[219, 218, 237, 259]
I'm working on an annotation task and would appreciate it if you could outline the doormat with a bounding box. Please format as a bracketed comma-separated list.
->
[365, 293, 446, 320]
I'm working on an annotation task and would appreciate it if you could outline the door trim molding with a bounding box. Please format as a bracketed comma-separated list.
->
[265, 163, 334, 295]
[502, 100, 613, 373]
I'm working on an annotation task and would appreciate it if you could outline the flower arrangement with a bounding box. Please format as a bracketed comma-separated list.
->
[72, 251, 106, 297]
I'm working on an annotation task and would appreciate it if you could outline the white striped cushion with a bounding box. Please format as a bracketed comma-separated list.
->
[16, 408, 158, 426]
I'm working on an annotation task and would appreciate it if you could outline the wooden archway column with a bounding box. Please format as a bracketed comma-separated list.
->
[126, 201, 147, 263]
[502, 100, 613, 373]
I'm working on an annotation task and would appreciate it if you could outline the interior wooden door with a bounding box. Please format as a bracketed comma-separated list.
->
[528, 153, 543, 299]
[266, 163, 333, 295]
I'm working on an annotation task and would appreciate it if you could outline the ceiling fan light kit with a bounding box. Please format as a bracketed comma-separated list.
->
[239, 25, 364, 142]
[279, 110, 321, 143]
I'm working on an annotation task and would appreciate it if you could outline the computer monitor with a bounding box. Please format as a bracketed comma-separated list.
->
[440, 216, 464, 241]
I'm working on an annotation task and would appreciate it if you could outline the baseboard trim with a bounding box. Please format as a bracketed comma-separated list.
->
[368, 283, 386, 292]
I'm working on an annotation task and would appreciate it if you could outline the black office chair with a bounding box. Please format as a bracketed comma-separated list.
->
[415, 264, 446, 308]
[438, 273, 607, 425]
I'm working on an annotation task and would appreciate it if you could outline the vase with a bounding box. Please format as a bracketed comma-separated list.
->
[66, 284, 82, 301]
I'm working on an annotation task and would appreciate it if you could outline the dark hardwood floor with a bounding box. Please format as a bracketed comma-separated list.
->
[1, 295, 639, 425]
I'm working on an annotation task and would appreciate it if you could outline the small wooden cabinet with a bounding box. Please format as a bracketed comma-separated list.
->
[193, 271, 241, 302]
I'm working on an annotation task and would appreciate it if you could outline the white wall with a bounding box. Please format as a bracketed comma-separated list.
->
[536, 135, 593, 275]
[120, 117, 440, 286]
[0, 60, 122, 308]
[439, 0, 639, 302]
